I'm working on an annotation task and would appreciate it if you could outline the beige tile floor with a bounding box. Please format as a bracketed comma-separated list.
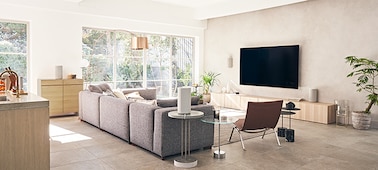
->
[50, 116, 378, 170]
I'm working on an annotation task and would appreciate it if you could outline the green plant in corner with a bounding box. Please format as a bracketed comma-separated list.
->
[345, 56, 378, 114]
[200, 71, 221, 95]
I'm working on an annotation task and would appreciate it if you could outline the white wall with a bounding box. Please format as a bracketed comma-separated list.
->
[204, 0, 378, 126]
[0, 1, 206, 94]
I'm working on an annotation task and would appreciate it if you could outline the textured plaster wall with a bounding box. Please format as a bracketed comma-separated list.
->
[204, 0, 378, 126]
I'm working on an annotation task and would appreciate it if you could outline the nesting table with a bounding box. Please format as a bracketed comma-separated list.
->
[201, 116, 236, 159]
[279, 107, 300, 142]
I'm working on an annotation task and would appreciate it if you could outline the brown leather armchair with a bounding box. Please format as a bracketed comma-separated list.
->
[229, 100, 283, 150]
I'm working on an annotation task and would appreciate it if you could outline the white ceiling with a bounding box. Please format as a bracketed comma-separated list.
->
[1, 0, 308, 21]
[151, 0, 231, 8]
[151, 0, 308, 19]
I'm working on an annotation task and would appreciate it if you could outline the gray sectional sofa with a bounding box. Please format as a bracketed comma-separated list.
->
[78, 85, 214, 158]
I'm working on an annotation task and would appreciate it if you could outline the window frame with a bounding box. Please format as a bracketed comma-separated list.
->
[82, 27, 194, 98]
[0, 20, 29, 91]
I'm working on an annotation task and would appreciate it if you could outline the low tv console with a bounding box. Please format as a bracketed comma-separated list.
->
[210, 93, 336, 124]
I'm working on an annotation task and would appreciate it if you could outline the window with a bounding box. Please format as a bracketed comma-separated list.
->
[0, 21, 28, 91]
[82, 28, 194, 97]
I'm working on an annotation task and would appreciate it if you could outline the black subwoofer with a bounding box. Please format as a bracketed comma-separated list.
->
[278, 127, 287, 137]
[285, 129, 295, 142]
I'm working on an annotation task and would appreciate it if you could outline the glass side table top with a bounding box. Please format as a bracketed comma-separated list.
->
[201, 116, 238, 124]
[201, 116, 239, 159]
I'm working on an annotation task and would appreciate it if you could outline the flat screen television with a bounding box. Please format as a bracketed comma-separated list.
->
[240, 45, 299, 89]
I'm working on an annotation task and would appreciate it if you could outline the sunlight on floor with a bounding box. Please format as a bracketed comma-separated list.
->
[49, 124, 92, 143]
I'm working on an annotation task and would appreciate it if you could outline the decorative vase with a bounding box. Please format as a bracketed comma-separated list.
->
[351, 111, 371, 130]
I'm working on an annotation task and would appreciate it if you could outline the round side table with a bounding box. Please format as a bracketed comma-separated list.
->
[168, 110, 204, 168]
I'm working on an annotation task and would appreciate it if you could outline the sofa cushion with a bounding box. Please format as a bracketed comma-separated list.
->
[113, 90, 127, 100]
[157, 96, 200, 107]
[98, 83, 112, 92]
[88, 83, 112, 93]
[103, 89, 115, 97]
[135, 99, 157, 106]
[191, 96, 200, 105]
[125, 91, 144, 100]
[123, 88, 156, 100]
[156, 98, 177, 107]
[88, 85, 103, 93]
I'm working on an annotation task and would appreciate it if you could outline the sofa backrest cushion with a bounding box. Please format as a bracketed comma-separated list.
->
[123, 88, 157, 100]
[191, 96, 200, 105]
[157, 96, 200, 107]
[156, 98, 177, 107]
[125, 92, 145, 100]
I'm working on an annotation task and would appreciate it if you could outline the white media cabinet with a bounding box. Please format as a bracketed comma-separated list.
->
[210, 93, 336, 124]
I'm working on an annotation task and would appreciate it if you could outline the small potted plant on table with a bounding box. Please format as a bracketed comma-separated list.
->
[345, 56, 378, 129]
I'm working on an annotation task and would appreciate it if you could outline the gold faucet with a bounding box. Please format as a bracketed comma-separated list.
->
[0, 67, 20, 98]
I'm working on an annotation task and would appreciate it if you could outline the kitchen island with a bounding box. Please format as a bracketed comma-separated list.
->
[0, 92, 50, 170]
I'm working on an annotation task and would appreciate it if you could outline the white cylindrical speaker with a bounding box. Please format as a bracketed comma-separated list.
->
[55, 65, 63, 79]
[309, 88, 318, 102]
[178, 87, 191, 114]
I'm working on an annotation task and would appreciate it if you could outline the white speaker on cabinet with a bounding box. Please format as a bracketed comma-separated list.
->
[55, 65, 63, 79]
[309, 88, 318, 102]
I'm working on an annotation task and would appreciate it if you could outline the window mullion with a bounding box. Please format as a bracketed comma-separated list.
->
[169, 36, 173, 97]
[143, 49, 147, 88]
[112, 31, 117, 89]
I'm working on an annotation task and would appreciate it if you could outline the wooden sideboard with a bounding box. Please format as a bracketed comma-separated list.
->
[210, 93, 336, 124]
[38, 79, 83, 116]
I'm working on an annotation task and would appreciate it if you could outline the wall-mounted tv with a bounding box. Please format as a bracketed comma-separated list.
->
[240, 45, 299, 89]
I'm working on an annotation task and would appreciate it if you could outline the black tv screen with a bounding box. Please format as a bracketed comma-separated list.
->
[240, 45, 299, 89]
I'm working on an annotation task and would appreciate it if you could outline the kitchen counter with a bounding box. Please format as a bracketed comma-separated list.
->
[0, 92, 49, 110]
[0, 92, 50, 170]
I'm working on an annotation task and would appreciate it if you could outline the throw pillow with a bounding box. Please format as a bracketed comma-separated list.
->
[98, 83, 112, 92]
[135, 99, 157, 106]
[103, 89, 115, 97]
[88, 85, 102, 93]
[125, 91, 144, 100]
[113, 90, 126, 100]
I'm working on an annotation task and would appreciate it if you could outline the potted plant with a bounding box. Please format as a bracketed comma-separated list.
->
[345, 56, 378, 129]
[200, 71, 220, 103]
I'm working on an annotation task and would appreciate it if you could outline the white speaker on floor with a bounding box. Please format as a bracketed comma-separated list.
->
[309, 88, 318, 102]
[178, 87, 191, 114]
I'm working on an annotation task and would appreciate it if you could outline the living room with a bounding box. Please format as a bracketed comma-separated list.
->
[1, 0, 378, 169]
